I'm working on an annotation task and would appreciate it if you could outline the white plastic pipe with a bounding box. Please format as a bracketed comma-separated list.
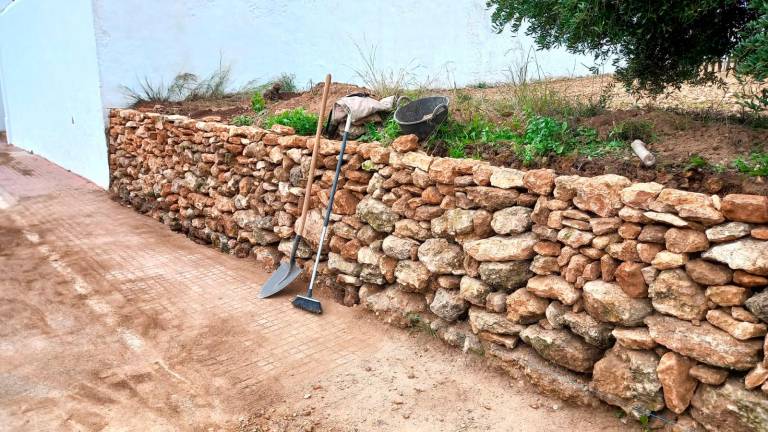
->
[631, 139, 656, 167]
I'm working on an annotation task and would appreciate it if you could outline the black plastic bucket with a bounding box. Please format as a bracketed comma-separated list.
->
[394, 96, 449, 141]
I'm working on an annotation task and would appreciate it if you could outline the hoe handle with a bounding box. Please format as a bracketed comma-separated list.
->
[295, 74, 332, 238]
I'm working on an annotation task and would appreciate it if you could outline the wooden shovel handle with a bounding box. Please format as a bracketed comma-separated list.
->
[296, 74, 332, 237]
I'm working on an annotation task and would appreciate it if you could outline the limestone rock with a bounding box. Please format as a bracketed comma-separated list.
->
[382, 235, 418, 260]
[506, 289, 549, 324]
[612, 327, 656, 350]
[487, 345, 602, 407]
[328, 252, 362, 276]
[357, 198, 399, 233]
[657, 352, 698, 414]
[520, 325, 603, 373]
[430, 288, 469, 322]
[362, 286, 428, 327]
[706, 309, 767, 341]
[431, 208, 475, 237]
[394, 219, 431, 241]
[615, 261, 648, 298]
[649, 269, 708, 321]
[489, 167, 524, 189]
[557, 228, 595, 249]
[572, 174, 632, 217]
[706, 285, 750, 307]
[665, 228, 709, 253]
[522, 169, 556, 195]
[463, 233, 538, 261]
[394, 260, 430, 292]
[706, 222, 752, 242]
[689, 364, 729, 385]
[417, 238, 464, 274]
[583, 280, 653, 326]
[621, 182, 664, 209]
[466, 186, 519, 211]
[686, 259, 733, 285]
[526, 275, 581, 305]
[721, 194, 768, 224]
[478, 261, 533, 290]
[690, 378, 768, 432]
[546, 301, 614, 348]
[491, 206, 532, 235]
[468, 307, 525, 335]
[459, 277, 491, 306]
[645, 314, 762, 370]
[652, 250, 688, 270]
[391, 134, 419, 152]
[746, 291, 768, 323]
[702, 238, 768, 276]
[590, 345, 664, 417]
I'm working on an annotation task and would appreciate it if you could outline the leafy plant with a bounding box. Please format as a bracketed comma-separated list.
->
[518, 115, 572, 164]
[609, 119, 656, 143]
[231, 115, 254, 126]
[686, 154, 709, 170]
[733, 152, 768, 176]
[251, 92, 266, 113]
[430, 116, 519, 159]
[263, 108, 318, 136]
[575, 127, 624, 158]
[358, 117, 401, 145]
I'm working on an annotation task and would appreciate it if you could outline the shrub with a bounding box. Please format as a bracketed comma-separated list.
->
[251, 92, 266, 113]
[263, 108, 318, 136]
[231, 115, 254, 126]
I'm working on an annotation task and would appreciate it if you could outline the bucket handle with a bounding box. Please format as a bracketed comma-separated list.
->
[431, 103, 448, 121]
[396, 95, 412, 108]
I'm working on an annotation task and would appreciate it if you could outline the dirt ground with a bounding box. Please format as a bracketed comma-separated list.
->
[0, 141, 637, 431]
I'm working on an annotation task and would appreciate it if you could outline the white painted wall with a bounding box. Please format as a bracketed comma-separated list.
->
[0, 76, 6, 132]
[0, 0, 109, 188]
[93, 0, 607, 109]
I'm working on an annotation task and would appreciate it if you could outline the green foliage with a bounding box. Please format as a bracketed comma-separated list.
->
[734, 2, 768, 82]
[263, 108, 318, 136]
[609, 119, 656, 143]
[575, 127, 625, 158]
[251, 92, 266, 113]
[685, 154, 709, 171]
[431, 116, 519, 159]
[231, 115, 254, 126]
[358, 117, 401, 145]
[517, 116, 624, 163]
[487, 0, 757, 94]
[733, 152, 768, 176]
[406, 313, 436, 337]
[518, 115, 571, 164]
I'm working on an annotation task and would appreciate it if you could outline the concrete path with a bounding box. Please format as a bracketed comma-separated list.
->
[0, 141, 635, 431]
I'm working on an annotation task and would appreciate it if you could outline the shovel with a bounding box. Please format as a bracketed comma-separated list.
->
[259, 74, 333, 298]
[292, 110, 353, 314]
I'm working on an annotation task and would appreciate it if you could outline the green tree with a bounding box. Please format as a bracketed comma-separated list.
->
[487, 0, 758, 94]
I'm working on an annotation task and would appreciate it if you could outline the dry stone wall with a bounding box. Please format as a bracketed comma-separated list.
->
[108, 108, 768, 431]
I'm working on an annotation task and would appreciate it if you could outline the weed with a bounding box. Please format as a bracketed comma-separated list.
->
[120, 77, 173, 104]
[518, 115, 572, 164]
[263, 108, 318, 136]
[185, 60, 232, 101]
[686, 154, 709, 170]
[575, 127, 625, 158]
[231, 115, 254, 126]
[251, 92, 266, 113]
[733, 152, 768, 176]
[609, 119, 656, 143]
[268, 72, 298, 92]
[406, 313, 436, 337]
[430, 116, 519, 159]
[361, 160, 377, 171]
[351, 42, 420, 97]
[358, 117, 400, 145]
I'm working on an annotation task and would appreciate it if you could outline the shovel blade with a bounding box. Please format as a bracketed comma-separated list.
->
[259, 262, 302, 298]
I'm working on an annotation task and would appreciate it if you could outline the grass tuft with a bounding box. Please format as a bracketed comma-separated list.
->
[263, 108, 318, 136]
[231, 115, 254, 126]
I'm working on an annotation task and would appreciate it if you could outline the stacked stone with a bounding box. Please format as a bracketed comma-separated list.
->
[109, 108, 768, 431]
[108, 109, 373, 303]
